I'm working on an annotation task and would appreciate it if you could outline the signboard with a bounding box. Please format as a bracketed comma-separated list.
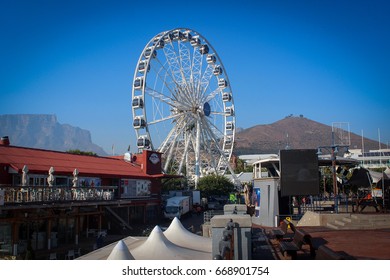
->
[121, 179, 151, 198]
[280, 149, 320, 197]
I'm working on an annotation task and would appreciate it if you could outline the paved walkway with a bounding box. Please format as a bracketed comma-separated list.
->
[300, 227, 390, 260]
[254, 225, 390, 260]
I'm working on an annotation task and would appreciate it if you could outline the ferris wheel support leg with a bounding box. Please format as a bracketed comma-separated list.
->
[194, 119, 201, 189]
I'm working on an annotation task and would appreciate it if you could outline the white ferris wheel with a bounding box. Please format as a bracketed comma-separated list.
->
[131, 28, 236, 186]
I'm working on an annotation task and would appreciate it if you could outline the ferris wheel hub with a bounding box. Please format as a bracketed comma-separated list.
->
[203, 102, 211, 117]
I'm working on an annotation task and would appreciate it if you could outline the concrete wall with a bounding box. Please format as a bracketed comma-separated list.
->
[210, 214, 252, 260]
[297, 211, 351, 226]
[252, 178, 280, 227]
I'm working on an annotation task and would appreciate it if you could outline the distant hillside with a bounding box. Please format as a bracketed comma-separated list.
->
[234, 116, 381, 155]
[0, 114, 107, 155]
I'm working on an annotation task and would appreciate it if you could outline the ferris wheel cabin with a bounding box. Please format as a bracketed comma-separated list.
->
[163, 33, 174, 43]
[132, 96, 144, 109]
[133, 77, 144, 89]
[172, 30, 184, 41]
[138, 61, 150, 73]
[144, 47, 157, 59]
[137, 135, 150, 149]
[218, 78, 228, 88]
[199, 44, 209, 55]
[222, 92, 231, 102]
[224, 137, 233, 146]
[133, 116, 146, 129]
[226, 121, 234, 131]
[225, 106, 234, 116]
[207, 54, 216, 64]
[213, 66, 223, 76]
[182, 30, 192, 42]
[190, 36, 201, 47]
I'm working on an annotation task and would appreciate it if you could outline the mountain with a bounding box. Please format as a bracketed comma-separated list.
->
[0, 114, 107, 155]
[0, 114, 382, 157]
[234, 116, 381, 155]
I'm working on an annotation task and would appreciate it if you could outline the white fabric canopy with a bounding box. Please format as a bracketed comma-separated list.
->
[131, 226, 211, 260]
[369, 169, 386, 183]
[164, 217, 212, 253]
[107, 239, 135, 260]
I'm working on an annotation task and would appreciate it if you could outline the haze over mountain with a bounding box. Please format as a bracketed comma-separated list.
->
[0, 114, 107, 155]
[0, 114, 383, 157]
[234, 115, 383, 155]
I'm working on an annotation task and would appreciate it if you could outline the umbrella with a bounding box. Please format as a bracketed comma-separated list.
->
[22, 165, 29, 186]
[47, 166, 55, 186]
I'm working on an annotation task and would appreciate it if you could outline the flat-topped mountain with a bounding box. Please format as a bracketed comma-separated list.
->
[0, 114, 107, 155]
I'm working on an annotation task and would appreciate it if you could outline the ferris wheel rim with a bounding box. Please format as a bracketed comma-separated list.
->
[131, 27, 236, 180]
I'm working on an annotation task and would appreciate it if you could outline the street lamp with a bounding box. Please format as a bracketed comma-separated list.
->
[317, 132, 350, 214]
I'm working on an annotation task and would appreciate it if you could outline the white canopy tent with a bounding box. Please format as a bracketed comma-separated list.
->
[163, 217, 212, 253]
[107, 239, 135, 260]
[130, 226, 211, 260]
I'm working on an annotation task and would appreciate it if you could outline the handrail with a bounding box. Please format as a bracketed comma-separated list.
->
[0, 185, 119, 204]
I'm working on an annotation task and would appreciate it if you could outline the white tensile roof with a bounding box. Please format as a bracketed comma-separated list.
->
[77, 219, 212, 260]
[163, 217, 212, 253]
[107, 239, 135, 260]
[130, 225, 211, 260]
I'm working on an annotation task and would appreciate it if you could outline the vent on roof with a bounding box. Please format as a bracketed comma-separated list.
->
[0, 136, 10, 146]
[124, 152, 136, 163]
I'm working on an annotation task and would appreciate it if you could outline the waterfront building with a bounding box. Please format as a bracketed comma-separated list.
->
[0, 137, 173, 259]
[348, 149, 390, 169]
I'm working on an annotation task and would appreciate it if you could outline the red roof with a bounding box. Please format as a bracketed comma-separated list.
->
[0, 145, 149, 178]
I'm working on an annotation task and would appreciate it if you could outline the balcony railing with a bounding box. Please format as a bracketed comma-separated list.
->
[0, 185, 118, 204]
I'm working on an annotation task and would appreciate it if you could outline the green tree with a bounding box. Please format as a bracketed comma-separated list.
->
[66, 149, 97, 156]
[197, 174, 235, 198]
[161, 177, 187, 192]
[235, 158, 253, 173]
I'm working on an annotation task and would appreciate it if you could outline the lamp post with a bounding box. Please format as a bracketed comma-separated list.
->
[318, 132, 349, 214]
[331, 146, 339, 213]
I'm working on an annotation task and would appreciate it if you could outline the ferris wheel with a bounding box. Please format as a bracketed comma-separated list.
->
[131, 28, 236, 186]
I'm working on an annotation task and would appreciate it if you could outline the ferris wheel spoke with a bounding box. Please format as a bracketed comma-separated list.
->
[191, 46, 203, 92]
[210, 111, 226, 116]
[198, 120, 218, 172]
[153, 54, 193, 105]
[178, 132, 192, 174]
[164, 122, 193, 174]
[163, 130, 182, 172]
[153, 56, 196, 108]
[199, 64, 215, 100]
[144, 86, 174, 105]
[202, 123, 231, 171]
[162, 42, 186, 86]
[151, 59, 182, 101]
[178, 40, 192, 85]
[144, 86, 187, 110]
[202, 88, 221, 103]
[202, 122, 228, 161]
[158, 115, 187, 153]
[147, 112, 183, 125]
[201, 119, 223, 150]
[203, 116, 225, 140]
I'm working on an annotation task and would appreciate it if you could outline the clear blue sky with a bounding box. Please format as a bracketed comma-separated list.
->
[1, 0, 389, 154]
